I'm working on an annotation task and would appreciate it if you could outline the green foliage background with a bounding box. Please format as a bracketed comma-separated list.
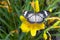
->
[0, 0, 60, 40]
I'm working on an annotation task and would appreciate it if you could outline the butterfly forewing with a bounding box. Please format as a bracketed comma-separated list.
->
[28, 15, 36, 22]
[36, 15, 43, 23]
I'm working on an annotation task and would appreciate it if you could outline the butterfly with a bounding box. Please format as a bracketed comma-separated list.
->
[23, 10, 50, 23]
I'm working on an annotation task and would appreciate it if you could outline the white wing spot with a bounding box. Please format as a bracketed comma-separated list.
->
[44, 11, 48, 16]
[24, 11, 28, 16]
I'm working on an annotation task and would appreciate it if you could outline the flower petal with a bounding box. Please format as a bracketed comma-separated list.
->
[30, 29, 36, 36]
[38, 23, 45, 29]
[20, 23, 29, 32]
[20, 16, 27, 22]
[43, 32, 48, 40]
[30, 0, 40, 12]
[34, 0, 40, 12]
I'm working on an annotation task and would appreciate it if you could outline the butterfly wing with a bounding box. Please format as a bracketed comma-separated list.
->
[23, 11, 50, 23]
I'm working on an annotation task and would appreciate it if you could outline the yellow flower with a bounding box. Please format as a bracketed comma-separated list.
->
[34, 0, 40, 12]
[20, 16, 45, 36]
[30, 0, 40, 12]
[43, 32, 48, 40]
